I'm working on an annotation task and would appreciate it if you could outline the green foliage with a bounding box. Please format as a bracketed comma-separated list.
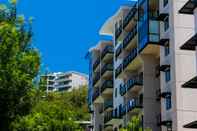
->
[120, 115, 152, 131]
[0, 1, 40, 130]
[10, 86, 90, 131]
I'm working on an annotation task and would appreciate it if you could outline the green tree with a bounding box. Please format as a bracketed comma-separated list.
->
[0, 1, 40, 130]
[10, 86, 90, 131]
[120, 115, 152, 131]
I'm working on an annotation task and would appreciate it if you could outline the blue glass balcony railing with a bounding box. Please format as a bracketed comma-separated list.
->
[119, 99, 142, 117]
[115, 64, 123, 78]
[104, 108, 121, 123]
[115, 23, 123, 39]
[104, 100, 113, 110]
[123, 48, 137, 69]
[120, 76, 143, 96]
[93, 72, 100, 86]
[93, 58, 100, 71]
[115, 44, 122, 59]
[93, 88, 100, 102]
[127, 99, 143, 112]
[123, 24, 137, 49]
[101, 45, 114, 60]
[101, 64, 113, 76]
[120, 104, 127, 117]
[123, 3, 137, 29]
[101, 80, 113, 93]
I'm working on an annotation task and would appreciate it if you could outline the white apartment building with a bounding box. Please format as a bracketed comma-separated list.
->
[179, 0, 197, 129]
[42, 71, 88, 92]
[87, 0, 197, 131]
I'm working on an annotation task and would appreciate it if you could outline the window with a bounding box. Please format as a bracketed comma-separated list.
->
[163, 0, 168, 7]
[166, 95, 172, 110]
[164, 16, 169, 31]
[115, 88, 117, 97]
[165, 68, 171, 82]
[164, 41, 170, 56]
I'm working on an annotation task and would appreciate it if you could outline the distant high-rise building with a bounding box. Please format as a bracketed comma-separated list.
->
[41, 71, 88, 92]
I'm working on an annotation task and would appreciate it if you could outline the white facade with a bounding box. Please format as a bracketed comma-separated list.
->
[42, 71, 88, 92]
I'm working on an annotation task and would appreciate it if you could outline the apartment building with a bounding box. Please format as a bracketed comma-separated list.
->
[87, 0, 197, 131]
[87, 41, 114, 131]
[41, 71, 88, 92]
[179, 0, 197, 129]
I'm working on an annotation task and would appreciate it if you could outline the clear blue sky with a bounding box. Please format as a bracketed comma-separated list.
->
[12, 0, 133, 74]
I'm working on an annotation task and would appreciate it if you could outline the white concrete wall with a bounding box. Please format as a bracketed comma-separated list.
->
[171, 1, 197, 131]
[70, 73, 88, 91]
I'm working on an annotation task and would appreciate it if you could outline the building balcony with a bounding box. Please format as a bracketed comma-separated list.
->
[115, 44, 123, 59]
[123, 3, 138, 31]
[120, 99, 143, 117]
[115, 23, 123, 40]
[138, 20, 160, 56]
[104, 109, 122, 125]
[101, 45, 114, 62]
[93, 72, 100, 86]
[93, 58, 100, 71]
[127, 99, 143, 113]
[120, 75, 143, 96]
[115, 64, 123, 78]
[179, 0, 197, 14]
[182, 76, 197, 88]
[180, 33, 197, 50]
[104, 124, 113, 130]
[123, 48, 142, 72]
[123, 24, 137, 51]
[101, 63, 113, 79]
[101, 80, 113, 95]
[104, 100, 113, 111]
[92, 88, 102, 103]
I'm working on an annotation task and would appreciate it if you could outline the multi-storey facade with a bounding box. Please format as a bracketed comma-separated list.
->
[179, 0, 197, 129]
[41, 71, 88, 92]
[87, 41, 114, 131]
[87, 0, 197, 131]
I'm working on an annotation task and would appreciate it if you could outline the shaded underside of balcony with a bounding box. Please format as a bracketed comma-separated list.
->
[101, 81, 113, 96]
[179, 0, 197, 14]
[180, 33, 197, 50]
[182, 76, 197, 88]
[101, 52, 113, 63]
[124, 84, 143, 97]
[184, 121, 197, 128]
[104, 124, 113, 131]
[138, 43, 160, 57]
[123, 55, 143, 73]
[105, 117, 123, 126]
[101, 69, 113, 79]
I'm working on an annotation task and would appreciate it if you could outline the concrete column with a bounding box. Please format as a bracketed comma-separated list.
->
[94, 103, 104, 131]
[142, 55, 161, 131]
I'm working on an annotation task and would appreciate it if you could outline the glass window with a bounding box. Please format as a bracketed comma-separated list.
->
[165, 68, 171, 82]
[164, 16, 169, 31]
[115, 88, 117, 97]
[166, 95, 172, 110]
[163, 0, 168, 7]
[164, 41, 170, 56]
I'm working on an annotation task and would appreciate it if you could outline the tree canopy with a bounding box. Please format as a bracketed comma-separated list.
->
[0, 1, 40, 130]
[10, 86, 90, 131]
